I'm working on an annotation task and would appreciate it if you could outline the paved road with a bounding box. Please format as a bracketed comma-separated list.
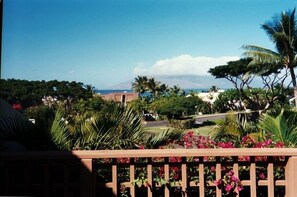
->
[195, 113, 226, 123]
[145, 120, 169, 127]
[144, 113, 232, 127]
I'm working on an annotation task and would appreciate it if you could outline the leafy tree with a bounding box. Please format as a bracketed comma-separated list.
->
[72, 97, 105, 114]
[213, 89, 241, 113]
[243, 9, 297, 106]
[127, 98, 150, 114]
[0, 79, 94, 109]
[151, 96, 209, 120]
[209, 58, 290, 112]
[156, 97, 186, 120]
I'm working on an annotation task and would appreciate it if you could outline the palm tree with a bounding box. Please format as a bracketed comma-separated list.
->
[132, 76, 148, 94]
[169, 85, 185, 96]
[209, 85, 218, 92]
[147, 77, 161, 97]
[84, 84, 95, 95]
[159, 83, 169, 96]
[243, 9, 297, 106]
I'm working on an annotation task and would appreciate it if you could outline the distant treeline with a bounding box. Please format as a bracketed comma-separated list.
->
[0, 79, 93, 108]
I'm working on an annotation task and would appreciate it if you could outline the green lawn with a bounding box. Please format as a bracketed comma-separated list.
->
[144, 126, 174, 136]
[191, 125, 218, 136]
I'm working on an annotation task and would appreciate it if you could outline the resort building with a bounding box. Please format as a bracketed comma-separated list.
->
[196, 90, 225, 104]
[98, 92, 138, 105]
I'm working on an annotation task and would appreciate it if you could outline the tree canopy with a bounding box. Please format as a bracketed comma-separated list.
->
[0, 79, 94, 108]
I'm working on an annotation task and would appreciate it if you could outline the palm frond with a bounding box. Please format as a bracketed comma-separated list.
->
[71, 103, 145, 150]
[213, 112, 255, 141]
[50, 111, 72, 150]
[242, 45, 281, 64]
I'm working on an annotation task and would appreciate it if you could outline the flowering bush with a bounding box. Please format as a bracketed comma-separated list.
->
[97, 130, 287, 197]
[216, 170, 243, 196]
[156, 131, 285, 196]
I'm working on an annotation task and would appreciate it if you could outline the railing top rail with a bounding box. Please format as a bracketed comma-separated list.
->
[1, 148, 297, 160]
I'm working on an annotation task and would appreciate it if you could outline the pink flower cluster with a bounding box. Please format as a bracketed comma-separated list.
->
[181, 131, 285, 150]
[215, 170, 243, 194]
[130, 131, 286, 190]
[182, 131, 216, 149]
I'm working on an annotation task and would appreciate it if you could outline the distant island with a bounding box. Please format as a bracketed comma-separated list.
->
[107, 75, 262, 90]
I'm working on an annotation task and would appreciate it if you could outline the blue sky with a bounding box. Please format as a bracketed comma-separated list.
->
[2, 0, 296, 89]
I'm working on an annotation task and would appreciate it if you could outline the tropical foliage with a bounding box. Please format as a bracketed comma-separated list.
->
[243, 8, 297, 106]
[2, 7, 297, 197]
[259, 110, 297, 147]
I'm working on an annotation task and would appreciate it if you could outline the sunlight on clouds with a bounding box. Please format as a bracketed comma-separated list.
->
[133, 55, 239, 76]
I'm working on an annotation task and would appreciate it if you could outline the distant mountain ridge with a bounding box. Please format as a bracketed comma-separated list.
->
[108, 75, 235, 90]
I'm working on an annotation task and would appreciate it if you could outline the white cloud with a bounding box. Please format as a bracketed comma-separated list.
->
[133, 55, 240, 76]
[68, 70, 75, 74]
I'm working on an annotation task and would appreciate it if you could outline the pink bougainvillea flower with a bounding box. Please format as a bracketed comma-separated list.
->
[211, 166, 216, 172]
[215, 179, 222, 187]
[275, 142, 285, 148]
[231, 175, 238, 182]
[226, 170, 234, 177]
[259, 172, 266, 180]
[225, 184, 233, 193]
[238, 183, 244, 191]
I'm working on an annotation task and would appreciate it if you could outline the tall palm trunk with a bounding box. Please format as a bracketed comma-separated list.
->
[294, 86, 297, 108]
[289, 65, 297, 107]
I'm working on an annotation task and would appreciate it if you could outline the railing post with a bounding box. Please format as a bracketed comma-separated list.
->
[112, 163, 118, 196]
[130, 159, 135, 197]
[80, 159, 94, 197]
[286, 156, 297, 197]
[147, 161, 153, 197]
[181, 157, 187, 197]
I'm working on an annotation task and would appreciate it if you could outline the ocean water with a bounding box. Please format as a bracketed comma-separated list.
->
[95, 89, 133, 94]
[95, 89, 209, 95]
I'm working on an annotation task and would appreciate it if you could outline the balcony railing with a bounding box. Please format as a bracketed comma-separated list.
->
[1, 148, 297, 197]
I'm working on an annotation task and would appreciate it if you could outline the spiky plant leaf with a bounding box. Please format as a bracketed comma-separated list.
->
[50, 111, 72, 150]
[259, 110, 297, 147]
[71, 102, 145, 150]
